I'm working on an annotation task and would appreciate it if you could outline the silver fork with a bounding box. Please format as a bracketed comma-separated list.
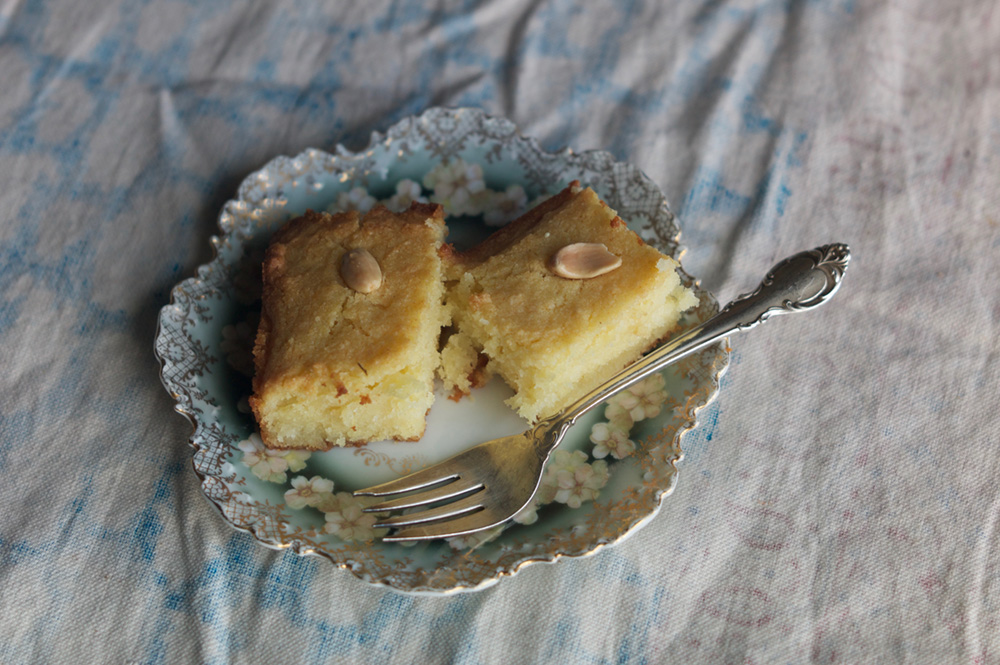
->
[355, 243, 851, 542]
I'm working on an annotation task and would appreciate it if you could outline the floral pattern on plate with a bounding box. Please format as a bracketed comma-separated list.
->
[154, 107, 728, 594]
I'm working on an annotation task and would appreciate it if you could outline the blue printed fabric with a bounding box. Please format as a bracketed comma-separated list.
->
[1, 1, 999, 663]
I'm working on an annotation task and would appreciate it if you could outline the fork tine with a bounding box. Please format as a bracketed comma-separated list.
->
[373, 492, 485, 530]
[362, 479, 484, 513]
[352, 466, 461, 498]
[383, 510, 505, 542]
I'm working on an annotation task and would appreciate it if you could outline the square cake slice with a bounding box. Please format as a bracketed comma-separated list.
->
[441, 183, 697, 422]
[250, 203, 447, 450]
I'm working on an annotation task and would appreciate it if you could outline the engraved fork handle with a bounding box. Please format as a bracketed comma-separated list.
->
[536, 243, 851, 442]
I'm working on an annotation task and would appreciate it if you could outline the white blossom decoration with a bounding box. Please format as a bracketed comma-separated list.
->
[284, 475, 335, 509]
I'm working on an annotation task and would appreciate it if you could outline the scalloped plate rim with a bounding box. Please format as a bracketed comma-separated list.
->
[153, 106, 730, 594]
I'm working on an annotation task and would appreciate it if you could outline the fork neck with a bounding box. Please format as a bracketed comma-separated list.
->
[557, 313, 736, 430]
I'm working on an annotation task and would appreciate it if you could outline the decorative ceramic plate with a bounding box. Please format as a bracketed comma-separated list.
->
[154, 107, 728, 594]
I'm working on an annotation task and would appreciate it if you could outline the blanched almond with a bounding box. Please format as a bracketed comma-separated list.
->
[549, 243, 622, 279]
[340, 248, 382, 293]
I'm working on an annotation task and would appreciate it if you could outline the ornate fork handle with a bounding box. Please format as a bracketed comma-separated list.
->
[534, 243, 851, 446]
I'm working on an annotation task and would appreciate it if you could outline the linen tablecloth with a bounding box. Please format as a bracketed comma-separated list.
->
[2, 1, 998, 662]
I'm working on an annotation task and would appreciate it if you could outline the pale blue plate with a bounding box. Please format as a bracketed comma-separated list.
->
[154, 107, 728, 594]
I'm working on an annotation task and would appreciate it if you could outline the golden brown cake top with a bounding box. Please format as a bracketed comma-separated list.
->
[448, 184, 682, 354]
[253, 203, 446, 394]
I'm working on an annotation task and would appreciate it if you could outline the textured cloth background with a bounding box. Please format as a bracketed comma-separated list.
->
[2, 1, 999, 663]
